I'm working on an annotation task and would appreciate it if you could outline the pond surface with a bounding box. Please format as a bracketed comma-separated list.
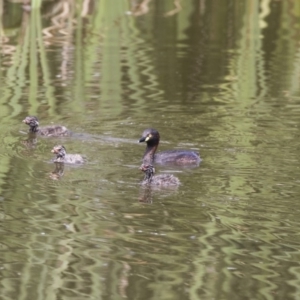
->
[1, 1, 300, 299]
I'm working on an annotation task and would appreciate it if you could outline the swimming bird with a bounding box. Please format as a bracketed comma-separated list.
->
[140, 164, 180, 186]
[139, 128, 201, 165]
[23, 116, 70, 137]
[51, 145, 84, 164]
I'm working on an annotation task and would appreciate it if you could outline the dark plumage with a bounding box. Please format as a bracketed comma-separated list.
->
[140, 164, 180, 186]
[139, 128, 201, 165]
[51, 145, 84, 164]
[23, 116, 70, 137]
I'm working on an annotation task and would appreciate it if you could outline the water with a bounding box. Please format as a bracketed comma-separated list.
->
[1, 0, 300, 299]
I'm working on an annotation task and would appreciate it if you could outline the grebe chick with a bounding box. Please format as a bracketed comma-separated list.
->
[51, 145, 84, 164]
[140, 164, 180, 186]
[23, 116, 70, 137]
[139, 128, 201, 166]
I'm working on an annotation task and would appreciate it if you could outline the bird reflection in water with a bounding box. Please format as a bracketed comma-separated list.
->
[50, 162, 65, 180]
[21, 134, 38, 150]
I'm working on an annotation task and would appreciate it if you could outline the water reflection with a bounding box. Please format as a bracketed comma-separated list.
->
[50, 162, 65, 180]
[1, 0, 300, 299]
[138, 184, 179, 204]
[20, 134, 38, 150]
